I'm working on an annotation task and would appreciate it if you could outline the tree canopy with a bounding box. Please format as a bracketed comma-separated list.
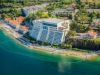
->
[66, 30, 76, 38]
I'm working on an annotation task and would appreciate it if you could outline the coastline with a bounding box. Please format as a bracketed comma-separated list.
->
[0, 26, 99, 60]
[28, 45, 98, 60]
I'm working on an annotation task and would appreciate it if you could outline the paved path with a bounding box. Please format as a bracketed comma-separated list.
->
[72, 9, 79, 21]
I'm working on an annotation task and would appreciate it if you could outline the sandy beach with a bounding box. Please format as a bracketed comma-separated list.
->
[28, 45, 98, 60]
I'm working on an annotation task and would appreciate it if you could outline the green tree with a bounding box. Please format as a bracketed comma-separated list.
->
[97, 25, 100, 32]
[48, 11, 52, 17]
[68, 14, 72, 19]
[66, 30, 76, 38]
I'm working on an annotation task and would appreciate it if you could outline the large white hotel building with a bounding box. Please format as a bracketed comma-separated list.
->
[29, 18, 70, 44]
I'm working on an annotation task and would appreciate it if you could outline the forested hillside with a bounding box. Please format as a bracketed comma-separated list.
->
[0, 0, 76, 8]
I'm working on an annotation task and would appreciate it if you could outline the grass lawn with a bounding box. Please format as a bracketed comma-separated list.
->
[94, 38, 100, 41]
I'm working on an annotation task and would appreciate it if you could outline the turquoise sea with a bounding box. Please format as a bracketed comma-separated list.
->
[0, 29, 100, 75]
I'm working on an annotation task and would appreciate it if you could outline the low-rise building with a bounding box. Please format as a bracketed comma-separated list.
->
[69, 3, 77, 7]
[19, 26, 28, 34]
[5, 18, 11, 23]
[91, 19, 100, 27]
[15, 16, 24, 24]
[22, 3, 49, 16]
[81, 0, 93, 3]
[53, 7, 75, 15]
[5, 16, 24, 30]
[78, 30, 97, 39]
[29, 18, 70, 44]
[87, 9, 100, 12]
[9, 20, 20, 29]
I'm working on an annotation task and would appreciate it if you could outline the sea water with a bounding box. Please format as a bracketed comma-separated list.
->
[0, 30, 100, 75]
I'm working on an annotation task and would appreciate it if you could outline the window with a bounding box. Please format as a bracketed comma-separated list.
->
[43, 26, 48, 30]
[43, 22, 57, 27]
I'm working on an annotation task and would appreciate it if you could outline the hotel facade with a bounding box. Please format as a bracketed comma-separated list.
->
[29, 18, 70, 44]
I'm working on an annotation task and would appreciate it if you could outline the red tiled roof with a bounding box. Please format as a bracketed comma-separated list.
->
[84, 30, 97, 37]
[16, 16, 24, 23]
[95, 22, 99, 24]
[9, 20, 19, 26]
[98, 22, 100, 23]
[98, 22, 100, 24]
[5, 16, 24, 26]
[91, 22, 94, 24]
[5, 18, 11, 21]
[69, 3, 77, 7]
[21, 26, 28, 31]
[91, 22, 100, 25]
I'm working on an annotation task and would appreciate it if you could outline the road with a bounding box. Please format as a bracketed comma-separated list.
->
[72, 9, 79, 21]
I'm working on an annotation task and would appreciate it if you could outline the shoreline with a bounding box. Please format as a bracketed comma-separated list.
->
[28, 45, 99, 60]
[0, 24, 99, 60]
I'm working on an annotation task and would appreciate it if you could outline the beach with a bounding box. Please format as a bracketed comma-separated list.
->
[28, 45, 98, 60]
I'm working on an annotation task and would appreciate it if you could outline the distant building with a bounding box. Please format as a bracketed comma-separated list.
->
[78, 30, 97, 39]
[87, 9, 100, 12]
[19, 26, 28, 34]
[29, 18, 70, 44]
[53, 7, 75, 15]
[81, 0, 93, 3]
[91, 19, 100, 28]
[69, 3, 77, 7]
[22, 3, 49, 16]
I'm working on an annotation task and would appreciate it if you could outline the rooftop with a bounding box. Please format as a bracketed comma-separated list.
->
[23, 3, 49, 10]
[21, 26, 28, 31]
[53, 8, 66, 13]
[67, 7, 74, 11]
[9, 20, 19, 26]
[5, 18, 11, 21]
[53, 7, 74, 13]
[93, 19, 100, 22]
[16, 16, 24, 23]
[69, 3, 77, 7]
[42, 18, 64, 24]
[84, 30, 97, 37]
[81, 0, 93, 2]
[5, 16, 24, 26]
[87, 9, 100, 12]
